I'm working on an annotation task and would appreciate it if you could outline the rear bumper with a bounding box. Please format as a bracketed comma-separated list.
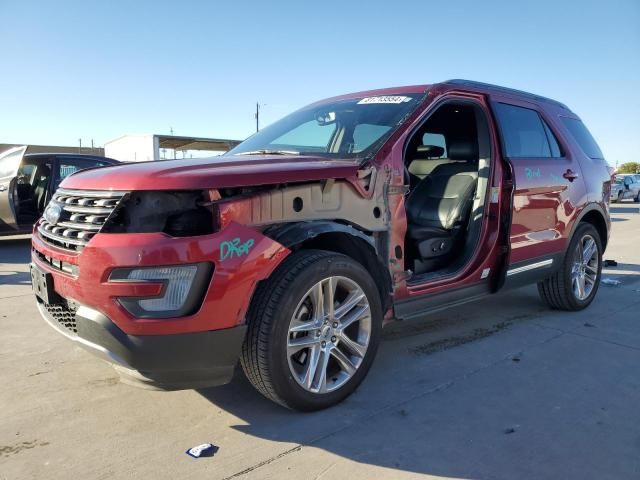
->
[37, 299, 247, 389]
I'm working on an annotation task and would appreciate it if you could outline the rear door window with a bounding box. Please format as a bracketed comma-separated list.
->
[493, 103, 561, 158]
[542, 121, 562, 157]
[54, 158, 106, 188]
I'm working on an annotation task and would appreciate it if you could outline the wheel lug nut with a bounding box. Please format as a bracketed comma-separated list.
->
[333, 322, 338, 328]
[331, 336, 336, 343]
[316, 331, 321, 337]
[321, 341, 326, 347]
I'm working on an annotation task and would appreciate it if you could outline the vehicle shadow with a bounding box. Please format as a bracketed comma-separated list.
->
[609, 205, 640, 214]
[0, 236, 32, 286]
[602, 262, 640, 280]
[195, 288, 597, 479]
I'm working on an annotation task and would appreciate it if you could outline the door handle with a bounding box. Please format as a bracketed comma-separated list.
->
[563, 169, 579, 182]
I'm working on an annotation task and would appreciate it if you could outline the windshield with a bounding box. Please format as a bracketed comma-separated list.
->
[227, 94, 424, 160]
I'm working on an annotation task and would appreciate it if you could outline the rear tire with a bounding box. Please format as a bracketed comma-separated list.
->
[240, 249, 382, 411]
[537, 223, 602, 311]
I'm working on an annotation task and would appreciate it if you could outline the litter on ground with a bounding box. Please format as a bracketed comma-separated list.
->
[186, 443, 217, 458]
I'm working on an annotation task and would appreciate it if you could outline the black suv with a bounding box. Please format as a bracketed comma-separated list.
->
[0, 146, 119, 235]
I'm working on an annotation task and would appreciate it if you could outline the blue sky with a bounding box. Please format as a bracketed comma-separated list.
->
[1, 0, 638, 164]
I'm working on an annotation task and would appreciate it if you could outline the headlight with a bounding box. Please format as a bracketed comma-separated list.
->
[110, 262, 213, 318]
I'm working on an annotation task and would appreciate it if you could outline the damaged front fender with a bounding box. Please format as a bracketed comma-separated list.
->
[209, 222, 291, 328]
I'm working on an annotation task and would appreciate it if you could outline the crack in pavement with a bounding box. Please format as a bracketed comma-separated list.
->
[0, 293, 35, 300]
[221, 446, 302, 480]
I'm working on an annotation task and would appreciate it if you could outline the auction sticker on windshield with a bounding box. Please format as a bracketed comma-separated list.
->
[357, 96, 412, 104]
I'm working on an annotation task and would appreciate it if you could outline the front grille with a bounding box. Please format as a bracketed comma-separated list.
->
[38, 189, 127, 251]
[34, 249, 79, 275]
[43, 301, 78, 334]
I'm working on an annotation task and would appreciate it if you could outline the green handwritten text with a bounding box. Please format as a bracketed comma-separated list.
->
[220, 237, 255, 261]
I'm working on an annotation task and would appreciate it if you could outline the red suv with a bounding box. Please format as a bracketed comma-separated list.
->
[31, 80, 611, 410]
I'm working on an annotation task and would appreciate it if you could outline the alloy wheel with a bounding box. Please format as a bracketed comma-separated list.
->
[286, 276, 371, 394]
[571, 234, 599, 301]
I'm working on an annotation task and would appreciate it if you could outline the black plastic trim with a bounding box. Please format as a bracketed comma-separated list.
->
[394, 282, 490, 321]
[501, 253, 563, 291]
[566, 203, 610, 252]
[74, 307, 246, 390]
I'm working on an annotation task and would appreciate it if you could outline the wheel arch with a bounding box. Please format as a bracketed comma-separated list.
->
[264, 221, 392, 311]
[571, 204, 609, 252]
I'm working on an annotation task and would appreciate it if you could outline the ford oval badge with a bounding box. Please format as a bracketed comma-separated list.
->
[44, 203, 62, 225]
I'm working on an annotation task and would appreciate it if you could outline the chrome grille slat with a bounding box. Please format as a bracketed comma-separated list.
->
[56, 221, 102, 231]
[39, 189, 127, 251]
[38, 225, 87, 246]
[55, 188, 126, 198]
[52, 203, 114, 214]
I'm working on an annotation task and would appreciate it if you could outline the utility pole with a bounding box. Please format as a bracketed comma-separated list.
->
[170, 127, 174, 136]
[78, 138, 82, 153]
[255, 102, 260, 132]
[91, 138, 94, 152]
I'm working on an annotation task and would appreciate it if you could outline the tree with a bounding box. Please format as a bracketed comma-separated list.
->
[618, 162, 640, 174]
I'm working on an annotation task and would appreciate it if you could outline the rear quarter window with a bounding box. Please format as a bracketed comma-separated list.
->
[560, 117, 604, 159]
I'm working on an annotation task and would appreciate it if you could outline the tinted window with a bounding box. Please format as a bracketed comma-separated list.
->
[271, 120, 336, 151]
[560, 117, 604, 159]
[353, 124, 391, 153]
[55, 158, 104, 187]
[227, 94, 422, 159]
[422, 133, 447, 157]
[542, 121, 562, 157]
[494, 103, 557, 158]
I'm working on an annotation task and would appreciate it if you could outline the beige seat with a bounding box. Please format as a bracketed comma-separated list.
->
[407, 144, 466, 179]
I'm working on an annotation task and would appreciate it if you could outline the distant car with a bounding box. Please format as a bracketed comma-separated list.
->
[610, 173, 640, 203]
[0, 146, 120, 235]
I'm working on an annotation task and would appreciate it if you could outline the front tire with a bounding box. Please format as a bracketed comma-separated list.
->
[538, 223, 602, 311]
[241, 250, 382, 411]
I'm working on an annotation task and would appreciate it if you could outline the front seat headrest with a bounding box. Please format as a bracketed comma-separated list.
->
[415, 144, 445, 158]
[39, 165, 51, 177]
[448, 140, 479, 161]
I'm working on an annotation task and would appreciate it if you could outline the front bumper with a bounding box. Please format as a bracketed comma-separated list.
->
[37, 298, 247, 389]
[30, 221, 289, 335]
[30, 220, 290, 389]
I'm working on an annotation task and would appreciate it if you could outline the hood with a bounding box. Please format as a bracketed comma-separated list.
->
[60, 155, 361, 191]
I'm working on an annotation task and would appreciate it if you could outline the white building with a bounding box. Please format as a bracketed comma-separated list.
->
[104, 134, 241, 162]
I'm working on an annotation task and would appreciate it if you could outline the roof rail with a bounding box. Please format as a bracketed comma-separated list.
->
[443, 79, 570, 110]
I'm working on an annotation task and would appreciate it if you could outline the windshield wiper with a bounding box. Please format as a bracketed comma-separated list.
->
[233, 149, 300, 156]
